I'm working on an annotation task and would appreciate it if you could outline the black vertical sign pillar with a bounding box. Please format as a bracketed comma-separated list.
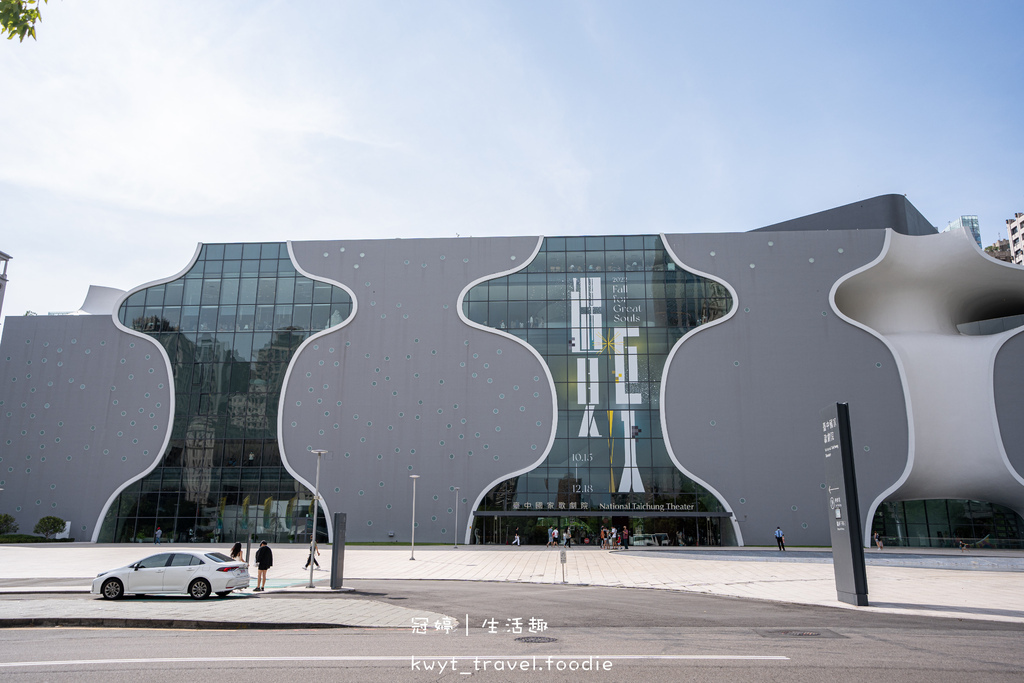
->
[820, 402, 868, 606]
[330, 512, 347, 590]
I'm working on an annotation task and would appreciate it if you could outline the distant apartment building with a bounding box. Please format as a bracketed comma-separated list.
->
[1008, 213, 1024, 265]
[944, 215, 981, 248]
[986, 238, 1012, 263]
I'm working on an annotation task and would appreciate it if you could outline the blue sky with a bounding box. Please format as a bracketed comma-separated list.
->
[1, 1, 1022, 324]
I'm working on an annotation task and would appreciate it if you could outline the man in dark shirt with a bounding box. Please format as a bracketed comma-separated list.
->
[254, 541, 273, 591]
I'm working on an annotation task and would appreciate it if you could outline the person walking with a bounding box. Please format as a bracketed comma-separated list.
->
[546, 526, 554, 547]
[512, 528, 521, 546]
[775, 527, 786, 551]
[610, 526, 618, 548]
[563, 528, 572, 548]
[600, 527, 607, 549]
[154, 527, 162, 544]
[552, 527, 559, 547]
[304, 542, 321, 569]
[621, 526, 629, 550]
[229, 542, 244, 562]
[874, 532, 883, 551]
[254, 540, 273, 591]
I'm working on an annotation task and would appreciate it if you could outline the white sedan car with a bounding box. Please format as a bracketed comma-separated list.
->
[91, 550, 250, 600]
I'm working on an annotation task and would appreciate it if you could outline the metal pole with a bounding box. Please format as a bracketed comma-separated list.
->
[246, 492, 259, 563]
[308, 449, 326, 589]
[410, 475, 420, 560]
[454, 486, 460, 549]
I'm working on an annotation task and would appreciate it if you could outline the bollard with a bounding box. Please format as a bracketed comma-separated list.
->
[330, 512, 347, 590]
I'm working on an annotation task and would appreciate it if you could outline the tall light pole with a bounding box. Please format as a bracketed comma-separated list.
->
[453, 486, 460, 549]
[307, 449, 326, 589]
[409, 474, 420, 561]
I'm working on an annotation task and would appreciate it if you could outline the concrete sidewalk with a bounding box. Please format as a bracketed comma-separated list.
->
[1, 543, 1022, 627]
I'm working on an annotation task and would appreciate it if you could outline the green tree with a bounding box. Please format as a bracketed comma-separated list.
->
[33, 515, 65, 539]
[0, 513, 17, 535]
[0, 0, 48, 42]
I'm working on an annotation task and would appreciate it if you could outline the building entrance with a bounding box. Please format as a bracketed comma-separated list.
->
[470, 514, 733, 546]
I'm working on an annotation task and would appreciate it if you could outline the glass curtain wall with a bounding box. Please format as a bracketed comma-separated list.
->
[872, 499, 1024, 549]
[98, 243, 351, 544]
[464, 235, 733, 545]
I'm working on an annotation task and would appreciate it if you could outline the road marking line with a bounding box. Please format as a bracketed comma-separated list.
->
[0, 654, 789, 668]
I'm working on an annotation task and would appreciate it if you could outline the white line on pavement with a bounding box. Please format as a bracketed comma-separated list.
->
[0, 654, 790, 668]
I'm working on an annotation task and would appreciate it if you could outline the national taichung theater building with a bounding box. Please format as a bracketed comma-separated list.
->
[3, 195, 1024, 548]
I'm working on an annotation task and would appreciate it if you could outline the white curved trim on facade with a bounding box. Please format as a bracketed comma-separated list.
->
[79, 285, 128, 315]
[967, 223, 1024, 492]
[938, 226, 1024, 494]
[659, 234, 744, 546]
[274, 242, 362, 542]
[458, 236, 556, 545]
[827, 230, 913, 547]
[91, 244, 202, 542]
[834, 227, 1024, 540]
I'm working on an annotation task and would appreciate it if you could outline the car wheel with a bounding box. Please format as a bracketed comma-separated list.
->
[189, 578, 212, 600]
[215, 591, 231, 598]
[101, 578, 124, 600]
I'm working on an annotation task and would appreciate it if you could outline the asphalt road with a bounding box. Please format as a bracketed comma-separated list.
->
[1, 580, 1022, 682]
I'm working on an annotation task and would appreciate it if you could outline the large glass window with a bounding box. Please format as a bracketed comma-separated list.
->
[463, 236, 732, 540]
[100, 243, 352, 543]
[872, 499, 1024, 549]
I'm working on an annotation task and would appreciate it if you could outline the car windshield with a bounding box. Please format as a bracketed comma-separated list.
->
[204, 552, 235, 563]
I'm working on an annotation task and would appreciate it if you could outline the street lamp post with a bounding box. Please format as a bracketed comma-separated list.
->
[409, 475, 420, 560]
[454, 486, 460, 549]
[307, 449, 327, 589]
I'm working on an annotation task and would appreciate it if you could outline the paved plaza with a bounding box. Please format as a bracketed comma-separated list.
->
[1, 543, 1021, 628]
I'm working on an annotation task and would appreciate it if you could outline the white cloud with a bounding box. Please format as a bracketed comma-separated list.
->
[0, 3, 389, 219]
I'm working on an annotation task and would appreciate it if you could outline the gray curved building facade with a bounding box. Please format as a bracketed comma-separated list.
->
[2, 195, 1024, 548]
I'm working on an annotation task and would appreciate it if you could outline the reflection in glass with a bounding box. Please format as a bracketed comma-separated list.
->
[102, 243, 352, 544]
[464, 236, 733, 545]
[871, 499, 1024, 548]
